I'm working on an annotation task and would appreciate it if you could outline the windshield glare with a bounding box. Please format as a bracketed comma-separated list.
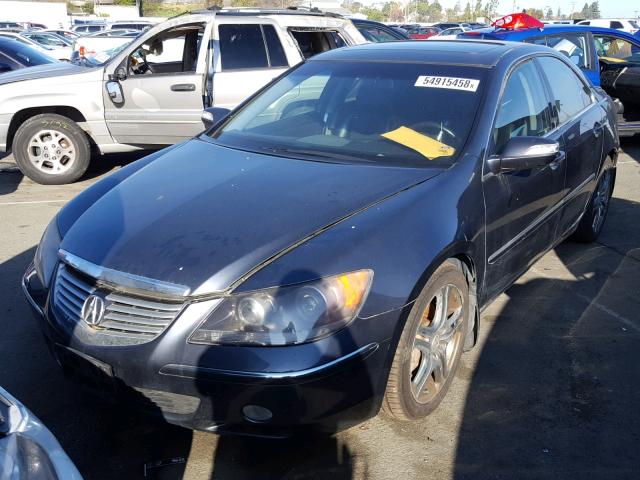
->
[210, 60, 486, 167]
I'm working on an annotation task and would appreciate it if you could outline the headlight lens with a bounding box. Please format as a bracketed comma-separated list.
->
[189, 270, 373, 346]
[34, 217, 62, 289]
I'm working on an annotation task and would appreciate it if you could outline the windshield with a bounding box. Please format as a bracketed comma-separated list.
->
[82, 42, 132, 66]
[209, 60, 486, 167]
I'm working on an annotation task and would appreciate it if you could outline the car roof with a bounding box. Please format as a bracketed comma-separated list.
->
[466, 24, 640, 42]
[310, 40, 543, 67]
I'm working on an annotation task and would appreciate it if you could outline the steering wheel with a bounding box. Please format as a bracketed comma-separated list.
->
[412, 121, 457, 145]
[131, 49, 155, 75]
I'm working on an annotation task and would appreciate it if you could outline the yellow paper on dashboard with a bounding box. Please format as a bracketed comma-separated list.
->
[381, 126, 455, 160]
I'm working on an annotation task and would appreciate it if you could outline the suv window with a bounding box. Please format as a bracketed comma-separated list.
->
[529, 33, 590, 69]
[130, 23, 205, 75]
[289, 30, 345, 59]
[594, 35, 640, 63]
[219, 24, 288, 70]
[610, 21, 624, 30]
[493, 60, 553, 154]
[537, 56, 592, 125]
[360, 26, 398, 42]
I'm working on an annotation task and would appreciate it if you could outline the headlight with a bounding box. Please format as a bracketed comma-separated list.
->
[189, 270, 373, 346]
[34, 217, 62, 289]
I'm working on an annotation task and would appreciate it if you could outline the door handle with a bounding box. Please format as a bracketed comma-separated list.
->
[171, 83, 196, 92]
[593, 121, 604, 138]
[549, 151, 566, 170]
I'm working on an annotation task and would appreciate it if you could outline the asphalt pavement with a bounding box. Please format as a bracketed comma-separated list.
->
[1, 142, 639, 479]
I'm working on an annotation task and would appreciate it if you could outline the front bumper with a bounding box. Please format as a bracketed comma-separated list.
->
[23, 264, 397, 437]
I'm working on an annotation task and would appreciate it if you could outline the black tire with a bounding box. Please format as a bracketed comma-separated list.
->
[383, 260, 469, 420]
[13, 114, 91, 185]
[571, 168, 615, 243]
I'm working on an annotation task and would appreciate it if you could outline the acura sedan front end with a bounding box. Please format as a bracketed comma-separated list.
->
[23, 40, 618, 436]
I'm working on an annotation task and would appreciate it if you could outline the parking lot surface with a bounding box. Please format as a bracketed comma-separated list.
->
[1, 143, 639, 479]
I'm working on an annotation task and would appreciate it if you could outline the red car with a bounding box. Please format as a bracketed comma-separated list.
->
[408, 26, 441, 40]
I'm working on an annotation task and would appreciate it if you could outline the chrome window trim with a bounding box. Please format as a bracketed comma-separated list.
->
[58, 249, 191, 298]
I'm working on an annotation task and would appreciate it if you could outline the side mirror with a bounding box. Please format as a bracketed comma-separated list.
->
[0, 62, 13, 74]
[201, 107, 231, 129]
[488, 137, 560, 174]
[106, 80, 124, 105]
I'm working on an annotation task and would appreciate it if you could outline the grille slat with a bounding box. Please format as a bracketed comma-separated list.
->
[106, 303, 177, 320]
[52, 264, 183, 344]
[107, 293, 182, 312]
[57, 286, 84, 311]
[103, 311, 171, 327]
[99, 320, 161, 335]
[58, 277, 91, 302]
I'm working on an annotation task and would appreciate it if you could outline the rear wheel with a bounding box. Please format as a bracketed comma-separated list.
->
[383, 261, 468, 420]
[13, 114, 91, 185]
[572, 168, 614, 243]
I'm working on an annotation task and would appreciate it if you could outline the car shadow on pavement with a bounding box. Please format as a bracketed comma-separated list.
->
[0, 246, 195, 480]
[453, 196, 640, 479]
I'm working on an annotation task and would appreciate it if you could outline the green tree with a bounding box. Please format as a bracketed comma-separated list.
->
[545, 7, 553, 19]
[589, 1, 600, 19]
[579, 2, 590, 19]
[362, 6, 385, 21]
[525, 7, 544, 19]
[428, 0, 443, 22]
[483, 0, 499, 21]
[464, 1, 472, 21]
[556, 7, 561, 18]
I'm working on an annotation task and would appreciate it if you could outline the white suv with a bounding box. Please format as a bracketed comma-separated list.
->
[0, 9, 365, 184]
[577, 18, 640, 34]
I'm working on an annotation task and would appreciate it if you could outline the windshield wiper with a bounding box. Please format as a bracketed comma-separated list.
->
[261, 146, 373, 163]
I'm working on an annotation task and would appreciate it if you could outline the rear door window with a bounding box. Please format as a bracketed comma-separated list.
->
[536, 56, 592, 126]
[544, 33, 590, 69]
[219, 24, 288, 70]
[289, 30, 345, 59]
[610, 21, 624, 30]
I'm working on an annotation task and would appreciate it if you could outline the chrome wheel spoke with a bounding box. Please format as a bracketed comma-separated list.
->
[410, 282, 464, 404]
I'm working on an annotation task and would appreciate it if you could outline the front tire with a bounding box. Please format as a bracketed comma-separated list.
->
[571, 168, 614, 243]
[13, 114, 91, 185]
[383, 260, 469, 420]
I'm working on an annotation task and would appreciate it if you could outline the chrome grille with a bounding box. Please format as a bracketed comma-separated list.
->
[53, 264, 184, 343]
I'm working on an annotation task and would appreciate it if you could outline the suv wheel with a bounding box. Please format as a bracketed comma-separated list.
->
[13, 114, 91, 185]
[383, 260, 468, 420]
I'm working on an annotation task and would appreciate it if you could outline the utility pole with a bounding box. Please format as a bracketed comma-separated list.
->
[136, 0, 143, 17]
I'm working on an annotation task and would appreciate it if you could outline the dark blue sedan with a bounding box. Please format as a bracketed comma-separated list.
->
[23, 40, 618, 436]
[0, 37, 55, 73]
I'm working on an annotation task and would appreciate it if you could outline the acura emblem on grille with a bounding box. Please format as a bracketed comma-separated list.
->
[81, 295, 105, 327]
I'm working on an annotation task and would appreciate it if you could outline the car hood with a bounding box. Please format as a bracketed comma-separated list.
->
[0, 62, 90, 86]
[60, 139, 442, 295]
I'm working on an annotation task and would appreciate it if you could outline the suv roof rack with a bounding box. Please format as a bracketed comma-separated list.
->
[188, 6, 343, 18]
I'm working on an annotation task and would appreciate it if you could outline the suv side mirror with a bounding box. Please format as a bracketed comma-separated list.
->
[0, 62, 13, 74]
[106, 81, 124, 105]
[201, 107, 231, 129]
[487, 137, 560, 174]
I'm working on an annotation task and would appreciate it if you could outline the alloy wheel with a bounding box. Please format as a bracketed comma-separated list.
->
[409, 284, 465, 404]
[592, 170, 612, 233]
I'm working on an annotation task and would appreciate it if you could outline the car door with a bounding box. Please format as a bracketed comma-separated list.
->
[536, 55, 605, 237]
[212, 22, 293, 110]
[483, 59, 566, 299]
[102, 21, 212, 145]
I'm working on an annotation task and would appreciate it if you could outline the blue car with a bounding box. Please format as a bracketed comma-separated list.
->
[23, 40, 618, 436]
[460, 15, 640, 135]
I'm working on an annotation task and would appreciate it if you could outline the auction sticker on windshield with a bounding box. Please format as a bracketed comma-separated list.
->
[414, 75, 480, 92]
